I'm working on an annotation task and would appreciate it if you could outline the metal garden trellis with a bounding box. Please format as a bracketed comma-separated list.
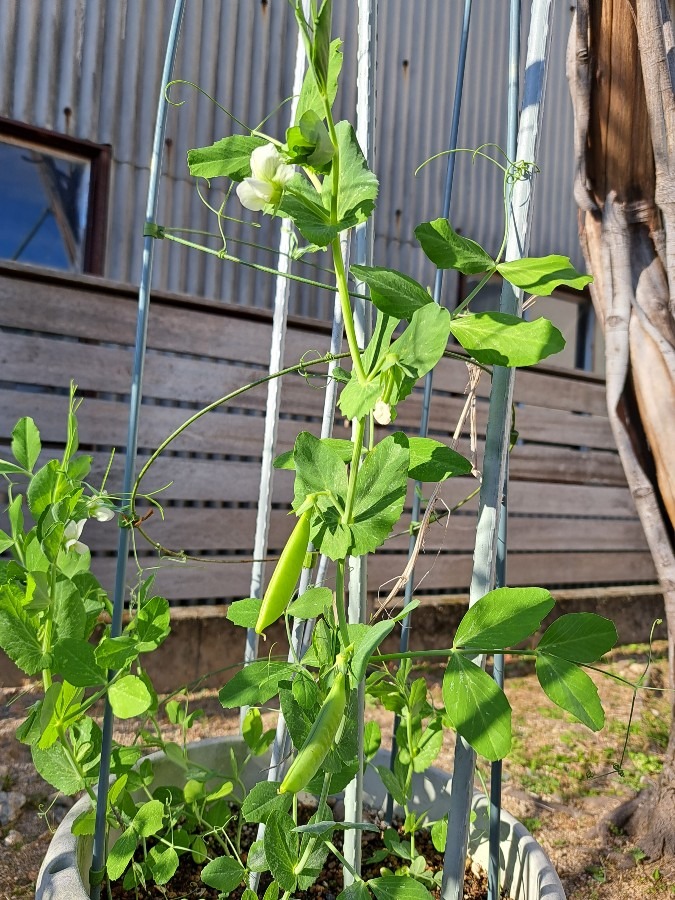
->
[88, 1, 557, 898]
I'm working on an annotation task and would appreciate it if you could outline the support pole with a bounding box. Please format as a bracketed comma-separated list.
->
[88, 2, 186, 896]
[441, 2, 555, 899]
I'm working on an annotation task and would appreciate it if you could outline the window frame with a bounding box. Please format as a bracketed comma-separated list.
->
[0, 117, 111, 275]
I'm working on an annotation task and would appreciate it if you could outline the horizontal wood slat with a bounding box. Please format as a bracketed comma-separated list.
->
[0, 270, 656, 598]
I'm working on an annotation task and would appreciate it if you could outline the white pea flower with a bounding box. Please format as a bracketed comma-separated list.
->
[374, 399, 392, 426]
[236, 143, 295, 212]
[88, 492, 115, 522]
[64, 519, 88, 554]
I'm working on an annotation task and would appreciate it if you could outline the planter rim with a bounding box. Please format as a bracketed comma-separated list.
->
[35, 735, 565, 900]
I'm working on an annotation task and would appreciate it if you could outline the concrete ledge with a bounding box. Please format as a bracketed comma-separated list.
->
[0, 585, 664, 693]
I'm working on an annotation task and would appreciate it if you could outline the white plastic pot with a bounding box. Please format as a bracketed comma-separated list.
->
[35, 737, 565, 899]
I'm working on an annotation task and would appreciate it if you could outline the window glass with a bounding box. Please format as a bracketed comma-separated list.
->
[0, 137, 91, 272]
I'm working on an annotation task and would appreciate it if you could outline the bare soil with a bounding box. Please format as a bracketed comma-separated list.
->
[0, 643, 672, 900]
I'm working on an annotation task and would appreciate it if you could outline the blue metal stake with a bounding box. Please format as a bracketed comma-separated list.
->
[88, 3, 186, 896]
[385, 0, 473, 823]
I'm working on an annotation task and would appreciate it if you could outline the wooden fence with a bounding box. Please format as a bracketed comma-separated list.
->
[0, 263, 657, 606]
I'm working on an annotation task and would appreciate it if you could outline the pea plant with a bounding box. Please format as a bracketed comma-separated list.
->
[0, 1, 635, 897]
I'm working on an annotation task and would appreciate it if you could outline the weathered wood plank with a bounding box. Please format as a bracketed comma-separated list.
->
[90, 550, 657, 601]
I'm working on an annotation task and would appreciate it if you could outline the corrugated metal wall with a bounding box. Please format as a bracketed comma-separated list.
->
[0, 0, 580, 319]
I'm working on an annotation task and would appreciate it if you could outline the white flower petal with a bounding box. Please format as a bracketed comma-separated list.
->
[250, 143, 283, 181]
[275, 162, 296, 186]
[374, 399, 392, 426]
[237, 178, 274, 211]
[93, 506, 115, 522]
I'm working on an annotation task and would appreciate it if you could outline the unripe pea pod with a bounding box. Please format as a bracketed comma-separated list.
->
[254, 510, 311, 636]
[279, 665, 348, 795]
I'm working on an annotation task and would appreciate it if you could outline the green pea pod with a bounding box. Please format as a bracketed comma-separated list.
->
[279, 666, 348, 795]
[254, 510, 311, 635]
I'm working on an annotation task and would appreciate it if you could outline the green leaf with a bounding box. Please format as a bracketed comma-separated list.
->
[286, 110, 334, 171]
[536, 654, 604, 730]
[350, 434, 409, 556]
[219, 661, 296, 708]
[72, 807, 96, 836]
[279, 179, 343, 247]
[201, 856, 247, 893]
[108, 674, 152, 719]
[454, 587, 555, 651]
[364, 720, 382, 761]
[51, 639, 106, 687]
[0, 595, 44, 675]
[390, 303, 452, 379]
[350, 620, 399, 683]
[27, 460, 65, 520]
[241, 706, 264, 752]
[264, 810, 299, 893]
[369, 875, 434, 900]
[11, 417, 41, 472]
[497, 255, 593, 296]
[408, 438, 472, 482]
[375, 765, 407, 806]
[52, 579, 86, 641]
[147, 844, 179, 885]
[241, 782, 292, 825]
[187, 134, 267, 181]
[0, 460, 30, 476]
[226, 597, 262, 628]
[415, 218, 495, 275]
[537, 613, 617, 663]
[247, 839, 268, 872]
[448, 312, 565, 367]
[287, 586, 333, 621]
[106, 826, 138, 882]
[350, 265, 431, 320]
[338, 376, 382, 422]
[294, 820, 379, 836]
[8, 494, 24, 542]
[133, 799, 164, 837]
[293, 431, 349, 509]
[338, 883, 372, 900]
[296, 39, 343, 123]
[323, 121, 378, 224]
[95, 636, 139, 671]
[442, 654, 511, 761]
[430, 816, 447, 853]
[275, 438, 354, 470]
[32, 742, 84, 794]
[412, 719, 443, 772]
[133, 594, 171, 652]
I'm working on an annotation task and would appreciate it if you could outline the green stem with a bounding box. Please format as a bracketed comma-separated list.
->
[343, 418, 365, 524]
[325, 840, 364, 882]
[451, 269, 496, 318]
[331, 238, 367, 382]
[161, 231, 367, 303]
[294, 771, 333, 876]
[130, 351, 351, 518]
[335, 560, 351, 650]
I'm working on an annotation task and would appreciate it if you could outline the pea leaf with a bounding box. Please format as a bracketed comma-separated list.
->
[51, 639, 106, 687]
[187, 134, 267, 181]
[390, 303, 452, 379]
[323, 121, 378, 223]
[133, 594, 171, 652]
[147, 844, 179, 885]
[412, 719, 443, 772]
[133, 799, 164, 837]
[408, 438, 472, 482]
[264, 810, 299, 893]
[108, 674, 152, 719]
[448, 312, 565, 366]
[338, 883, 372, 900]
[241, 781, 292, 824]
[537, 613, 617, 663]
[350, 434, 409, 556]
[200, 856, 246, 893]
[375, 764, 407, 806]
[106, 826, 138, 881]
[287, 586, 333, 621]
[338, 376, 382, 422]
[442, 654, 511, 760]
[295, 38, 343, 123]
[364, 720, 382, 761]
[226, 597, 262, 628]
[218, 661, 296, 708]
[497, 255, 593, 296]
[369, 875, 434, 900]
[350, 265, 431, 320]
[535, 654, 604, 730]
[95, 636, 139, 671]
[11, 417, 41, 473]
[293, 431, 349, 508]
[275, 438, 354, 470]
[415, 218, 495, 275]
[52, 579, 86, 641]
[32, 741, 84, 794]
[454, 587, 555, 651]
[0, 592, 44, 675]
[294, 820, 379, 835]
[286, 110, 334, 171]
[27, 460, 66, 520]
[279, 178, 347, 247]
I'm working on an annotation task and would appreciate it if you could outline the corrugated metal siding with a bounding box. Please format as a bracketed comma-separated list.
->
[0, 0, 581, 318]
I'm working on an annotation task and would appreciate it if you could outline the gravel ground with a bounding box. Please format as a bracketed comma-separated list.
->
[0, 644, 672, 900]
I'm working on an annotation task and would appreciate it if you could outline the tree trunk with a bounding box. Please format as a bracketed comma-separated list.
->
[568, 0, 675, 858]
